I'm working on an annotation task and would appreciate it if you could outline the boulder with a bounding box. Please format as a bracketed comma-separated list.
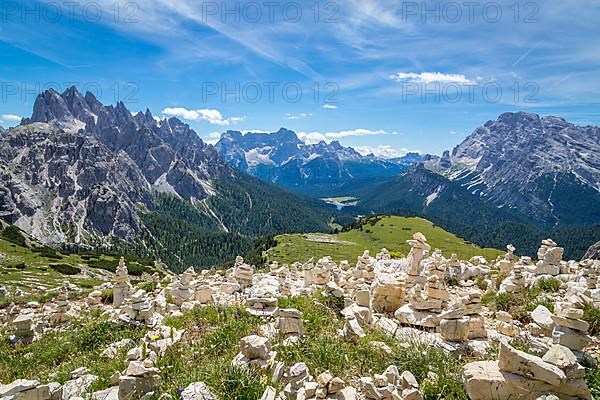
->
[180, 382, 218, 400]
[239, 335, 271, 360]
[498, 341, 565, 386]
[463, 361, 592, 400]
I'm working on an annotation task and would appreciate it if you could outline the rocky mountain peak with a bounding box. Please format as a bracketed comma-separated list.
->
[431, 112, 600, 226]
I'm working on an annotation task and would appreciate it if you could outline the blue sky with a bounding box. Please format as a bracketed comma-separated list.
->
[1, 0, 599, 156]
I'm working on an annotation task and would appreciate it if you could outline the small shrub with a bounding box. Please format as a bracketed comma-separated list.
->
[535, 277, 561, 292]
[12, 262, 27, 270]
[493, 292, 518, 311]
[216, 365, 266, 400]
[50, 263, 81, 275]
[33, 246, 63, 259]
[100, 289, 113, 304]
[475, 275, 488, 290]
[586, 367, 600, 399]
[583, 305, 600, 336]
[447, 276, 460, 287]
[389, 251, 404, 259]
[137, 281, 156, 292]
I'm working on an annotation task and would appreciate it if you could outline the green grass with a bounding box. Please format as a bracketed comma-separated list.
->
[583, 305, 600, 336]
[0, 313, 144, 385]
[0, 236, 160, 294]
[267, 216, 503, 264]
[2, 294, 597, 399]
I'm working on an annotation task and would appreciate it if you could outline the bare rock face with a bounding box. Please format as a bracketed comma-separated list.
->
[582, 241, 600, 260]
[431, 112, 600, 226]
[0, 86, 233, 246]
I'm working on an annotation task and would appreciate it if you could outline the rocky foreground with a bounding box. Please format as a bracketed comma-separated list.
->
[1, 235, 599, 399]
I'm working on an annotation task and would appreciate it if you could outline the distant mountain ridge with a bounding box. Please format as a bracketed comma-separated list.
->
[0, 87, 332, 269]
[427, 112, 600, 226]
[215, 129, 421, 196]
[352, 112, 600, 259]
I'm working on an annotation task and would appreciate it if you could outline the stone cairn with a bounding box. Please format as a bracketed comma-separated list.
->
[232, 256, 253, 290]
[119, 356, 162, 399]
[339, 286, 371, 341]
[113, 257, 132, 307]
[283, 362, 313, 400]
[360, 365, 424, 400]
[498, 244, 516, 274]
[395, 273, 448, 328]
[313, 257, 335, 285]
[371, 274, 406, 313]
[438, 290, 486, 342]
[232, 335, 276, 370]
[129, 289, 153, 325]
[355, 250, 375, 284]
[302, 259, 315, 288]
[247, 290, 279, 317]
[495, 311, 520, 337]
[87, 289, 103, 310]
[312, 371, 350, 399]
[463, 340, 592, 399]
[551, 302, 592, 355]
[194, 272, 214, 304]
[171, 267, 196, 306]
[533, 239, 564, 276]
[446, 253, 461, 279]
[341, 313, 366, 341]
[50, 281, 75, 324]
[277, 308, 304, 338]
[498, 264, 526, 294]
[12, 313, 35, 344]
[376, 248, 391, 261]
[405, 233, 430, 289]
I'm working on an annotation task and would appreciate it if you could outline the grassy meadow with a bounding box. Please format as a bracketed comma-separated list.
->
[267, 216, 504, 265]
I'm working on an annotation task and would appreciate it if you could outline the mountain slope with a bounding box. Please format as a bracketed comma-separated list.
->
[215, 129, 419, 196]
[0, 87, 333, 269]
[354, 164, 599, 259]
[427, 112, 600, 226]
[267, 215, 504, 265]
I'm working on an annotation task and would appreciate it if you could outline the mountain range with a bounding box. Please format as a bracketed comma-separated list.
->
[215, 129, 421, 196]
[426, 112, 600, 226]
[351, 112, 600, 258]
[1, 87, 599, 266]
[0, 87, 332, 269]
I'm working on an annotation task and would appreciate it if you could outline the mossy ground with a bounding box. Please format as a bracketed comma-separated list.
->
[267, 216, 503, 265]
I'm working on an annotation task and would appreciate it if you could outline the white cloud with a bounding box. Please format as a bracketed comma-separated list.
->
[354, 145, 415, 158]
[322, 104, 338, 109]
[389, 72, 477, 85]
[297, 128, 394, 144]
[162, 107, 243, 126]
[240, 129, 270, 134]
[449, 130, 457, 135]
[297, 131, 328, 144]
[285, 112, 312, 120]
[1, 114, 22, 123]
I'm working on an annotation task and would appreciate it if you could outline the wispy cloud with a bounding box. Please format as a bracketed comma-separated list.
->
[297, 128, 395, 144]
[1, 114, 22, 123]
[354, 145, 415, 158]
[285, 112, 312, 120]
[322, 104, 338, 109]
[162, 107, 243, 126]
[390, 72, 478, 85]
